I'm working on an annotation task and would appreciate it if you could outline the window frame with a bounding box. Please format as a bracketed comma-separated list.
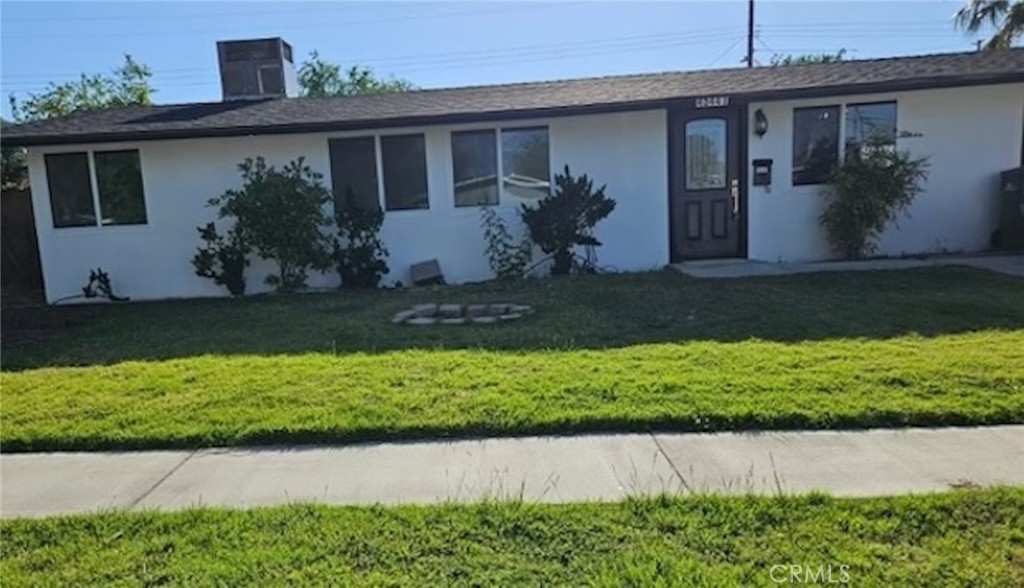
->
[93, 149, 148, 226]
[843, 100, 897, 159]
[379, 132, 431, 212]
[446, 125, 551, 208]
[791, 104, 841, 187]
[450, 128, 500, 208]
[328, 135, 382, 212]
[43, 148, 149, 230]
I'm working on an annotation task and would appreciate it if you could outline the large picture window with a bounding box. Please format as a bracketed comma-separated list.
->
[45, 150, 148, 229]
[845, 101, 897, 158]
[329, 136, 380, 211]
[94, 150, 147, 226]
[381, 134, 429, 211]
[501, 127, 549, 202]
[792, 105, 839, 186]
[45, 152, 96, 228]
[451, 130, 498, 207]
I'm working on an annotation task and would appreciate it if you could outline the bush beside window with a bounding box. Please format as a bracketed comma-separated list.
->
[819, 133, 929, 259]
[200, 157, 334, 293]
[520, 165, 616, 275]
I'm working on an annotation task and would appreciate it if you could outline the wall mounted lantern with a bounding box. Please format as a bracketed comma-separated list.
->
[753, 109, 769, 137]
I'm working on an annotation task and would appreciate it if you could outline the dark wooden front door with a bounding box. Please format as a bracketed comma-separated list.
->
[670, 107, 742, 260]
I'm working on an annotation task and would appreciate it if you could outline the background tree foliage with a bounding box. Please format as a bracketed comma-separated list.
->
[956, 0, 1024, 49]
[771, 49, 847, 66]
[9, 55, 153, 122]
[297, 51, 416, 97]
[3, 55, 155, 189]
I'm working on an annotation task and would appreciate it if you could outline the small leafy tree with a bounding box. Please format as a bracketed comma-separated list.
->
[520, 165, 616, 275]
[820, 134, 929, 259]
[209, 157, 334, 292]
[192, 222, 249, 296]
[480, 206, 532, 280]
[333, 188, 389, 288]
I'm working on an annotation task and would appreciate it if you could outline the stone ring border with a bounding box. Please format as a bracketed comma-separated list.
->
[392, 303, 534, 325]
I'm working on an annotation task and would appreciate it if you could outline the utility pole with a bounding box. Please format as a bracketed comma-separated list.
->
[746, 0, 755, 67]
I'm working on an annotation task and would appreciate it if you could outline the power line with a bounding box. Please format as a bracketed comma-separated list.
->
[1, 27, 742, 84]
[708, 37, 746, 67]
[1, 4, 379, 23]
[1, 4, 561, 39]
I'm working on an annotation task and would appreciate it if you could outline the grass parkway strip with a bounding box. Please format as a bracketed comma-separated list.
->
[2, 267, 1023, 452]
[2, 489, 1022, 586]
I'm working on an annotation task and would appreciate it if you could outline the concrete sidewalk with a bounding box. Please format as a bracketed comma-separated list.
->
[2, 426, 1022, 518]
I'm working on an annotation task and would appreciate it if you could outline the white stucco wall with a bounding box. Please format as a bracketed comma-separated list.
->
[747, 83, 1024, 262]
[27, 109, 668, 303]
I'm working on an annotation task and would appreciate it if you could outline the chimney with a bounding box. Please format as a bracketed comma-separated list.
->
[216, 38, 298, 101]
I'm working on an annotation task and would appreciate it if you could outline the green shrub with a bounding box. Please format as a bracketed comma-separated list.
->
[480, 206, 532, 280]
[209, 157, 334, 292]
[332, 188, 389, 288]
[820, 135, 929, 259]
[520, 165, 616, 275]
[192, 222, 249, 296]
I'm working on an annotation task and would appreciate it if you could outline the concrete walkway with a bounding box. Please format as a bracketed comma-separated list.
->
[3, 426, 1022, 518]
[673, 253, 1024, 279]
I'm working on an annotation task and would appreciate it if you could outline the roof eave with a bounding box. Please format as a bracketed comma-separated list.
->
[3, 72, 1022, 148]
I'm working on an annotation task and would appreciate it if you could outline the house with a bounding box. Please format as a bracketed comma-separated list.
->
[3, 38, 1023, 303]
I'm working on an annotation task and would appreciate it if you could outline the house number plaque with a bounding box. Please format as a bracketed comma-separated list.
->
[695, 96, 730, 108]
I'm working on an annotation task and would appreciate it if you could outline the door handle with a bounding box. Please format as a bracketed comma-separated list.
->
[730, 179, 740, 217]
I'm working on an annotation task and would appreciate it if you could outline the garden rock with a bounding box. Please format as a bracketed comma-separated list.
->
[412, 303, 438, 317]
[438, 304, 463, 318]
[391, 310, 417, 324]
[466, 304, 489, 317]
[392, 302, 531, 326]
[407, 317, 437, 326]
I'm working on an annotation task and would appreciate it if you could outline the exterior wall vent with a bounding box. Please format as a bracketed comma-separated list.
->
[216, 38, 297, 101]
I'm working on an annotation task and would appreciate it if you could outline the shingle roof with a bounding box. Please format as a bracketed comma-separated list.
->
[4, 48, 1022, 146]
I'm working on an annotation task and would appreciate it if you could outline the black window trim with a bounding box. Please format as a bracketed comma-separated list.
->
[843, 100, 898, 155]
[443, 124, 552, 208]
[791, 104, 841, 187]
[379, 132, 430, 212]
[327, 135, 381, 212]
[451, 128, 500, 208]
[44, 148, 148, 230]
[498, 125, 551, 202]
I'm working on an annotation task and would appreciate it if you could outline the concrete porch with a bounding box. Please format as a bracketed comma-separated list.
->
[672, 253, 1024, 279]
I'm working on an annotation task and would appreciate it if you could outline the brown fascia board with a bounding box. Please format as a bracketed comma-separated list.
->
[4, 72, 1022, 148]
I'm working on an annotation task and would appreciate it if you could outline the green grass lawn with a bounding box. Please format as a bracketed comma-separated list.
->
[3, 267, 1023, 451]
[2, 489, 1022, 586]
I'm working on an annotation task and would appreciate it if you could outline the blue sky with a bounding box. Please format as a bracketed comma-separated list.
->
[0, 1, 989, 116]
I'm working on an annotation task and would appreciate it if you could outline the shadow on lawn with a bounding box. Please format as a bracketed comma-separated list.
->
[2, 266, 1023, 371]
